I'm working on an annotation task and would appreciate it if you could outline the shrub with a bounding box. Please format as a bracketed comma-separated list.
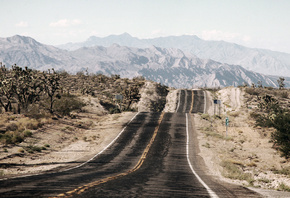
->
[100, 100, 116, 112]
[149, 98, 166, 112]
[54, 96, 85, 116]
[11, 133, 24, 144]
[201, 113, 210, 120]
[229, 111, 240, 117]
[25, 145, 43, 153]
[23, 130, 32, 137]
[0, 131, 25, 145]
[26, 119, 42, 130]
[278, 183, 290, 192]
[271, 111, 290, 158]
[280, 91, 288, 99]
[6, 123, 18, 131]
[221, 160, 253, 184]
[109, 107, 121, 114]
[146, 90, 154, 95]
[44, 144, 50, 148]
[273, 167, 290, 176]
[0, 134, 11, 144]
[245, 88, 260, 96]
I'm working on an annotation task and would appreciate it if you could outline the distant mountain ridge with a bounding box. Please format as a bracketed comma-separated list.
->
[58, 33, 290, 77]
[0, 35, 286, 88]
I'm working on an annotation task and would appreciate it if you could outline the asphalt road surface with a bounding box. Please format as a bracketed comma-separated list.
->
[0, 89, 262, 197]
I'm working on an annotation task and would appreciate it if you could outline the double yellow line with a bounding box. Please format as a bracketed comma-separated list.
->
[54, 112, 165, 198]
[190, 90, 194, 113]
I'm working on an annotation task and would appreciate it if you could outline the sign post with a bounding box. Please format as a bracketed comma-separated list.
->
[213, 99, 221, 116]
[115, 94, 123, 110]
[225, 117, 229, 137]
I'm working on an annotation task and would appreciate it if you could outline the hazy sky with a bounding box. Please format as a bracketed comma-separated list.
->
[1, 0, 290, 53]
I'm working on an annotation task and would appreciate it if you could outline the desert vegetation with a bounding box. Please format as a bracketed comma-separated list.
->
[196, 85, 290, 192]
[0, 64, 169, 147]
[244, 85, 290, 159]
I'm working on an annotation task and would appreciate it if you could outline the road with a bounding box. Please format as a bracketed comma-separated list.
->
[0, 90, 262, 197]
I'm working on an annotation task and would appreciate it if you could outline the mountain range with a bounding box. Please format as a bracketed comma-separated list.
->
[59, 33, 290, 77]
[0, 35, 288, 88]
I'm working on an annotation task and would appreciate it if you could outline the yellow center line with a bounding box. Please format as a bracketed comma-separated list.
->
[52, 112, 165, 198]
[189, 90, 194, 113]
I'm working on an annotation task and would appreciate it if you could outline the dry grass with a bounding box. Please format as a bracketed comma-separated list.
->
[221, 159, 254, 184]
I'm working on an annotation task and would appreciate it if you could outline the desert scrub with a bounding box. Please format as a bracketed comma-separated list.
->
[25, 145, 44, 153]
[273, 166, 290, 176]
[280, 91, 289, 99]
[229, 111, 240, 117]
[18, 117, 42, 130]
[245, 87, 261, 96]
[221, 159, 254, 183]
[54, 95, 85, 116]
[18, 148, 25, 153]
[6, 123, 18, 131]
[203, 142, 211, 148]
[201, 113, 210, 120]
[205, 131, 232, 141]
[0, 131, 24, 144]
[258, 178, 271, 184]
[22, 130, 32, 137]
[149, 98, 166, 112]
[278, 183, 290, 192]
[146, 90, 154, 95]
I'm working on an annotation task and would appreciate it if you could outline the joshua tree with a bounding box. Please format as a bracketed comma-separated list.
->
[11, 65, 44, 113]
[42, 69, 60, 113]
[257, 81, 263, 88]
[277, 77, 285, 89]
[0, 65, 14, 112]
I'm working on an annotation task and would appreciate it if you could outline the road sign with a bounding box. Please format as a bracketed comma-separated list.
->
[214, 100, 221, 104]
[115, 94, 123, 101]
[225, 117, 229, 126]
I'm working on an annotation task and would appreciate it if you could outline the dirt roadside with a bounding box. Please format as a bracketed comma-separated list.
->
[195, 87, 290, 197]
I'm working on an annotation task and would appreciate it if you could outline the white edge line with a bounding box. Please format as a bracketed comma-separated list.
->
[186, 113, 219, 198]
[175, 89, 181, 113]
[203, 91, 207, 114]
[0, 112, 140, 181]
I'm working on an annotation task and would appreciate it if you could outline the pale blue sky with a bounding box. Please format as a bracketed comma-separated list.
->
[1, 0, 290, 53]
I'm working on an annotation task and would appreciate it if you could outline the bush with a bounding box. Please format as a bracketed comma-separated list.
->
[245, 88, 260, 96]
[109, 107, 121, 114]
[23, 130, 32, 137]
[273, 167, 290, 176]
[221, 160, 253, 182]
[229, 111, 240, 117]
[25, 145, 43, 153]
[54, 96, 85, 116]
[201, 113, 210, 120]
[280, 91, 288, 99]
[6, 123, 18, 131]
[26, 119, 42, 130]
[11, 133, 24, 144]
[0, 132, 24, 145]
[271, 111, 290, 158]
[149, 98, 166, 112]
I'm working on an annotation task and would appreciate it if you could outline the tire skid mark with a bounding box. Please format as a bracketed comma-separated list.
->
[53, 112, 165, 198]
